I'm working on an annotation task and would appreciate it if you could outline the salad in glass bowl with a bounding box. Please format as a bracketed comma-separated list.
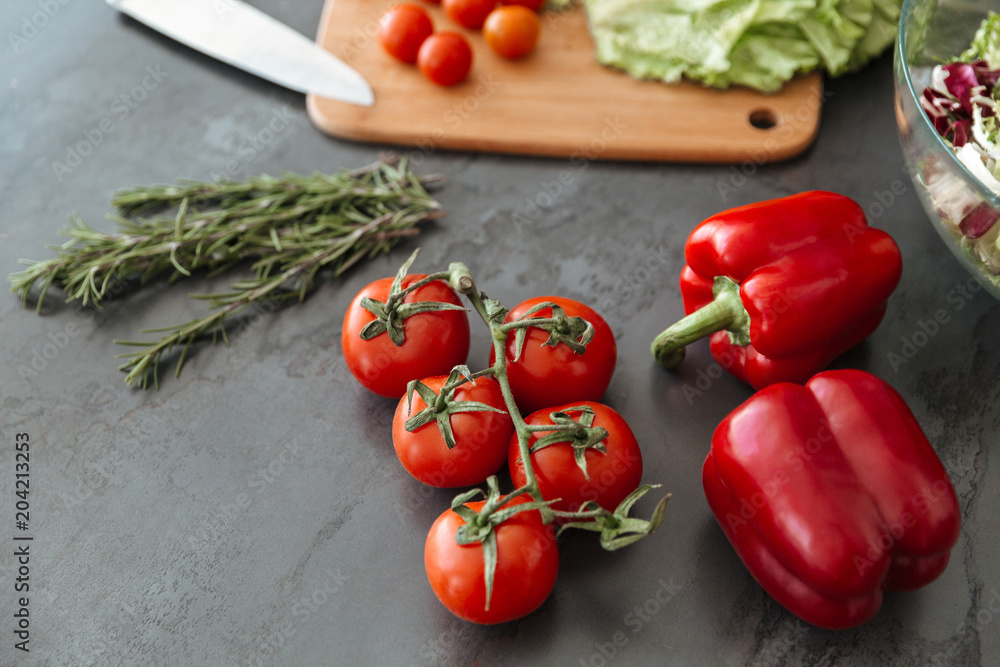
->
[896, 0, 1000, 297]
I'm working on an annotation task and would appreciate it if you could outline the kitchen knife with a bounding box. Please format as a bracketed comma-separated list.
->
[106, 0, 374, 106]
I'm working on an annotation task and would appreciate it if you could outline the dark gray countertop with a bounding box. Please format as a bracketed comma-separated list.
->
[2, 1, 999, 665]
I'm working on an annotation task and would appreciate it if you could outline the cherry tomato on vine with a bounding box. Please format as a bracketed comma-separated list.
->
[509, 401, 643, 515]
[377, 4, 434, 64]
[442, 0, 496, 29]
[417, 32, 474, 86]
[483, 6, 540, 59]
[425, 496, 559, 623]
[393, 375, 513, 487]
[342, 274, 470, 398]
[489, 296, 617, 414]
[500, 0, 545, 11]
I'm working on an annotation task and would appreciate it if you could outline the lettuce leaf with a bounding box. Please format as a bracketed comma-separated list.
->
[583, 0, 902, 92]
[961, 12, 1000, 68]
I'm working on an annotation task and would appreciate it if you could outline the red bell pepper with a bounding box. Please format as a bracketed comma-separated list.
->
[703, 369, 961, 629]
[651, 191, 902, 388]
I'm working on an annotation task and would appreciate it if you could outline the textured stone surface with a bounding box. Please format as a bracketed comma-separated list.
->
[2, 1, 999, 665]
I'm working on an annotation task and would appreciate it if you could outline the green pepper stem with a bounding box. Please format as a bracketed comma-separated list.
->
[650, 276, 750, 369]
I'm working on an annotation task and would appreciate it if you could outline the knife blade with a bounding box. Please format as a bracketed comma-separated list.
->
[106, 0, 374, 106]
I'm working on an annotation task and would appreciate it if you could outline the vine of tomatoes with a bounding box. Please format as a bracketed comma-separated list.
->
[341, 250, 669, 624]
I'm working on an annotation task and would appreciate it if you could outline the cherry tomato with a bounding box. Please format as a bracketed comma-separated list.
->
[393, 375, 514, 487]
[500, 0, 545, 11]
[442, 0, 496, 29]
[417, 32, 474, 86]
[483, 6, 540, 59]
[489, 296, 617, 414]
[424, 496, 558, 623]
[509, 402, 643, 515]
[377, 4, 434, 64]
[342, 274, 470, 398]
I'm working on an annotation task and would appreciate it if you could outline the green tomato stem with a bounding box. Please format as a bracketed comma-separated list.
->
[523, 423, 578, 433]
[386, 269, 454, 309]
[496, 316, 562, 335]
[448, 263, 552, 522]
[551, 507, 604, 520]
[445, 264, 630, 527]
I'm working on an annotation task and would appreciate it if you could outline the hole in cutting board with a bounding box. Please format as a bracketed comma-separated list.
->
[748, 109, 778, 130]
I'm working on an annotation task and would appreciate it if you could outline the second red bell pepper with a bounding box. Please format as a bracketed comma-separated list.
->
[703, 369, 961, 629]
[651, 191, 903, 388]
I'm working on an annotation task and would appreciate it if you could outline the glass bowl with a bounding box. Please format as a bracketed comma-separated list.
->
[895, 0, 1000, 299]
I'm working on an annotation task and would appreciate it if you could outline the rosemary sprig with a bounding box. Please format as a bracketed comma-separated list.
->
[9, 156, 444, 388]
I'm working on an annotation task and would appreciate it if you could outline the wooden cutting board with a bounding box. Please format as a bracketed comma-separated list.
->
[306, 0, 823, 163]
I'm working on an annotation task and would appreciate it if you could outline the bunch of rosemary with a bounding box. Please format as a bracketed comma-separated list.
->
[9, 156, 443, 388]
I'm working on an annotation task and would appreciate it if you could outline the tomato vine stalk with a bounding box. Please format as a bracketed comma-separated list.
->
[447, 259, 667, 524]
